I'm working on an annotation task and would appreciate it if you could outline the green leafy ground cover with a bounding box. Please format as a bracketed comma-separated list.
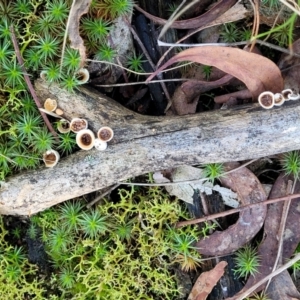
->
[2, 183, 204, 299]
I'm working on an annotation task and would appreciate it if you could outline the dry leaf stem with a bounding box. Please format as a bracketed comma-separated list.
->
[264, 180, 295, 291]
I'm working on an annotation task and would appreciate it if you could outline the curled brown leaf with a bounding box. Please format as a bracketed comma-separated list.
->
[231, 172, 300, 297]
[188, 261, 228, 300]
[147, 47, 283, 100]
[196, 162, 267, 256]
[135, 0, 237, 29]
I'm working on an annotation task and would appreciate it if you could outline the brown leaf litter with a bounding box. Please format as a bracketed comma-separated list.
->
[147, 46, 283, 101]
[196, 162, 267, 256]
[134, 0, 237, 29]
[188, 261, 228, 300]
[230, 172, 300, 298]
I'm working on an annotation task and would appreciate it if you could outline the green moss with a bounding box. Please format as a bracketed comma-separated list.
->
[233, 245, 260, 278]
[0, 216, 46, 298]
[28, 185, 202, 299]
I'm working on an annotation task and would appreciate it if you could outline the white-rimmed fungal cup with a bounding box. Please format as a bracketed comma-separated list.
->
[55, 108, 64, 116]
[94, 138, 107, 151]
[43, 149, 60, 168]
[258, 91, 275, 109]
[288, 93, 300, 101]
[282, 89, 293, 101]
[57, 120, 70, 133]
[76, 68, 90, 84]
[70, 118, 88, 133]
[40, 70, 47, 81]
[76, 129, 95, 150]
[97, 126, 114, 142]
[44, 98, 57, 112]
[274, 93, 285, 106]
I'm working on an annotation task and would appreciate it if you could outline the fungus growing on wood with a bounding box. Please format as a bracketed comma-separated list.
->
[97, 126, 114, 142]
[258, 91, 274, 109]
[76, 129, 95, 150]
[70, 118, 88, 133]
[44, 98, 57, 112]
[43, 149, 60, 167]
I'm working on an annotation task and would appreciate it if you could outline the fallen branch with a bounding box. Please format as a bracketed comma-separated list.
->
[1, 80, 300, 215]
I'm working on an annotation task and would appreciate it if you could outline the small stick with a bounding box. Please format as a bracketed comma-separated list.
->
[119, 158, 259, 187]
[86, 184, 120, 209]
[116, 57, 129, 84]
[264, 179, 294, 291]
[9, 26, 58, 140]
[248, 0, 260, 52]
[176, 192, 300, 228]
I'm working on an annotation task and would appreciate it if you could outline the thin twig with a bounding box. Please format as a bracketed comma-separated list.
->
[248, 0, 260, 52]
[86, 184, 120, 209]
[264, 179, 295, 291]
[263, 5, 285, 43]
[156, 39, 300, 58]
[279, 0, 300, 16]
[9, 26, 58, 139]
[95, 78, 197, 88]
[87, 58, 193, 77]
[155, 2, 248, 68]
[118, 158, 259, 187]
[116, 57, 129, 84]
[176, 192, 300, 228]
[156, 0, 200, 40]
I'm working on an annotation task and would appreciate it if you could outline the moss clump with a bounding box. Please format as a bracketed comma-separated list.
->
[30, 184, 202, 299]
[0, 217, 46, 299]
[0, 0, 132, 181]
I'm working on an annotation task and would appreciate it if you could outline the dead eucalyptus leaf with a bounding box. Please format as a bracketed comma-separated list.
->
[188, 261, 228, 300]
[266, 271, 300, 300]
[135, 0, 236, 29]
[233, 172, 300, 296]
[172, 70, 232, 115]
[67, 0, 92, 67]
[196, 162, 267, 256]
[171, 87, 199, 115]
[181, 74, 233, 100]
[147, 47, 283, 100]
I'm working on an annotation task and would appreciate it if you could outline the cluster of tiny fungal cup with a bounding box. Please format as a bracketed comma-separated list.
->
[70, 118, 114, 152]
[258, 89, 300, 109]
[41, 98, 114, 168]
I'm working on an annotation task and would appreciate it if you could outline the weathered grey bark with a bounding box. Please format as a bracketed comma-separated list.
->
[1, 79, 300, 216]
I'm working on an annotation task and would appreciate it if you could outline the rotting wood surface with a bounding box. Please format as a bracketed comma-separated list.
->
[1, 80, 300, 215]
